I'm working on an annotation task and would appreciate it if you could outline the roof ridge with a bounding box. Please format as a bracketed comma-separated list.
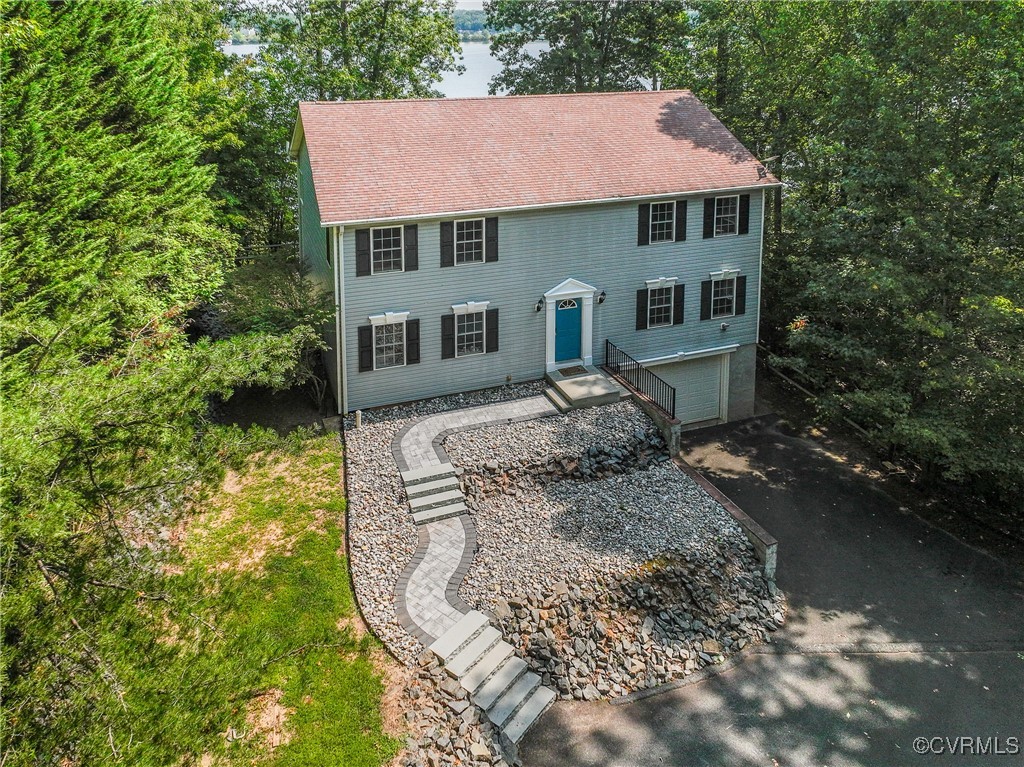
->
[300, 89, 693, 107]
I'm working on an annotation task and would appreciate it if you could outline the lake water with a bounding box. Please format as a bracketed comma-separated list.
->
[222, 40, 545, 98]
[439, 41, 547, 97]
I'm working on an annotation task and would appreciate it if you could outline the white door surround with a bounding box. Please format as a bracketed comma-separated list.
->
[544, 278, 597, 372]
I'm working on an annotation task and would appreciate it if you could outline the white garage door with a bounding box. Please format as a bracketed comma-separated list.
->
[667, 356, 723, 425]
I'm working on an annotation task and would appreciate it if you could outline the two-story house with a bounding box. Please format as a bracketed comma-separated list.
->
[290, 90, 779, 427]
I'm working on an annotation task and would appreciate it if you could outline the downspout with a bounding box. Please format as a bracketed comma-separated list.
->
[756, 189, 766, 344]
[335, 226, 347, 414]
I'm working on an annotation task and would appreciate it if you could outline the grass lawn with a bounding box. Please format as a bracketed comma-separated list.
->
[168, 430, 403, 766]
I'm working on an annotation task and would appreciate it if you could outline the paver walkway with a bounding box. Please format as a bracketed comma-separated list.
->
[393, 395, 556, 640]
[389, 394, 559, 746]
[392, 396, 557, 473]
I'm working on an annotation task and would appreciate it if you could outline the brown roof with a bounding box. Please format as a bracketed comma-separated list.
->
[294, 90, 778, 226]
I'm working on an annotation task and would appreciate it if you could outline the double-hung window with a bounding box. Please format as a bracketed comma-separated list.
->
[374, 321, 405, 369]
[456, 312, 485, 356]
[711, 275, 736, 318]
[455, 219, 485, 264]
[648, 286, 674, 327]
[650, 202, 675, 243]
[371, 226, 403, 273]
[714, 196, 739, 237]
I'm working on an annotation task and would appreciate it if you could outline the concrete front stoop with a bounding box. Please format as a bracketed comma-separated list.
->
[544, 365, 628, 411]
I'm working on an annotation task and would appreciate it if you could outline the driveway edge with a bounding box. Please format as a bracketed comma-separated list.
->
[673, 455, 778, 580]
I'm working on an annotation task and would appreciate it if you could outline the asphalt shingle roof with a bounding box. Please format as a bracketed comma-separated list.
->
[294, 90, 778, 225]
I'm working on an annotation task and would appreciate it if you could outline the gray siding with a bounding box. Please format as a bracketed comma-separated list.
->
[337, 193, 764, 411]
[297, 144, 340, 405]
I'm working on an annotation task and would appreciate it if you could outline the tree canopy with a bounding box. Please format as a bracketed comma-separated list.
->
[487, 0, 1024, 505]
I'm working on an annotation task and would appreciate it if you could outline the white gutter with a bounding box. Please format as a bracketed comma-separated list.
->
[639, 343, 740, 366]
[319, 182, 782, 228]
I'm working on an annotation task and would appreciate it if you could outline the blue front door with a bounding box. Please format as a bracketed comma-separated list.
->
[555, 299, 582, 361]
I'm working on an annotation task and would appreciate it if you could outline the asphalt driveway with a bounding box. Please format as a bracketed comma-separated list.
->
[522, 416, 1024, 767]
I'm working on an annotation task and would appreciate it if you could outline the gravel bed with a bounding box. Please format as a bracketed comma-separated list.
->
[457, 461, 749, 608]
[343, 382, 547, 664]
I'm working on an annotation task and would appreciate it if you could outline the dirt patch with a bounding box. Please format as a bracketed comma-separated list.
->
[245, 688, 293, 751]
[214, 520, 288, 573]
[336, 614, 367, 640]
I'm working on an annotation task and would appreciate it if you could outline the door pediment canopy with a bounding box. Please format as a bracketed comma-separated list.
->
[544, 277, 597, 301]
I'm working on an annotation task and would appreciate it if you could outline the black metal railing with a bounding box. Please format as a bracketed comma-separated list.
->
[604, 339, 676, 420]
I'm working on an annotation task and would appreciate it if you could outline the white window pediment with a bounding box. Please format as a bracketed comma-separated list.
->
[645, 276, 679, 290]
[450, 300, 490, 315]
[709, 268, 740, 280]
[368, 310, 410, 326]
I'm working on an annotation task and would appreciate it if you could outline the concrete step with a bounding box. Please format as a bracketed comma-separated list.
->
[472, 656, 527, 711]
[408, 488, 464, 511]
[406, 476, 460, 499]
[411, 502, 468, 525]
[487, 670, 541, 728]
[543, 387, 572, 413]
[400, 463, 456, 485]
[460, 641, 514, 695]
[503, 686, 557, 744]
[445, 625, 501, 678]
[429, 610, 489, 662]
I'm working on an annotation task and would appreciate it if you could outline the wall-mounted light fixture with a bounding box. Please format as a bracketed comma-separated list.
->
[535, 298, 544, 312]
[597, 290, 607, 304]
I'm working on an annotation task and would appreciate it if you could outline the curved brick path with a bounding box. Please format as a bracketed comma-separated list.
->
[392, 396, 556, 642]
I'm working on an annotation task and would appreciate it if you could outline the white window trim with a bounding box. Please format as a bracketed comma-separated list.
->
[454, 309, 487, 359]
[369, 224, 404, 274]
[710, 271, 738, 319]
[454, 217, 486, 265]
[450, 300, 490, 315]
[713, 195, 740, 238]
[370, 317, 407, 371]
[649, 201, 676, 244]
[646, 281, 676, 329]
[367, 310, 410, 326]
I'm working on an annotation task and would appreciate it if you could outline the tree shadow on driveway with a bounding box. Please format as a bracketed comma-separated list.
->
[521, 416, 1024, 767]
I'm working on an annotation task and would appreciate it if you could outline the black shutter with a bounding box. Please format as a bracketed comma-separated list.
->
[738, 194, 750, 235]
[703, 199, 715, 238]
[672, 284, 685, 325]
[358, 325, 373, 371]
[441, 314, 455, 359]
[325, 229, 332, 265]
[485, 308, 499, 352]
[735, 276, 747, 315]
[700, 280, 713, 320]
[404, 224, 418, 271]
[405, 319, 420, 364]
[637, 204, 650, 246]
[674, 200, 687, 241]
[635, 288, 648, 330]
[485, 217, 499, 262]
[440, 222, 454, 267]
[355, 229, 371, 276]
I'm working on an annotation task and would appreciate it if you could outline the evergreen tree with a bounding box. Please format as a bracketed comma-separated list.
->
[1, 3, 306, 762]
